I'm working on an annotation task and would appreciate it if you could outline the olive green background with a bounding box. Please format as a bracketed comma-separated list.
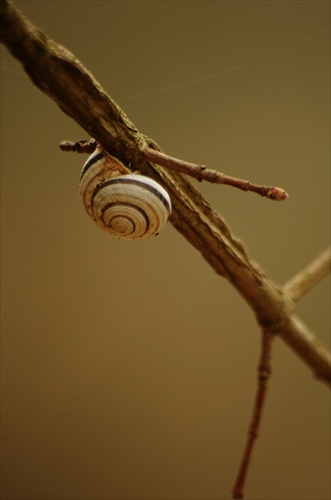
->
[1, 1, 330, 499]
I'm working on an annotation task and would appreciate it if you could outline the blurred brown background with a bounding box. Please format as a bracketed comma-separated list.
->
[1, 1, 330, 499]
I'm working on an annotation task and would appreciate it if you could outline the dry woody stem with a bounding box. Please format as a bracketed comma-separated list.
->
[142, 147, 288, 201]
[232, 331, 274, 499]
[283, 247, 331, 303]
[60, 139, 289, 201]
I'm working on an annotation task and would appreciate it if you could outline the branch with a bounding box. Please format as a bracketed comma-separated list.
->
[142, 146, 288, 201]
[283, 247, 331, 303]
[1, 0, 330, 385]
[59, 139, 288, 200]
[232, 331, 274, 499]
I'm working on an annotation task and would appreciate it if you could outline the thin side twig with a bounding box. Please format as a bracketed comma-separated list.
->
[59, 138, 288, 201]
[142, 146, 288, 201]
[283, 247, 331, 303]
[232, 331, 274, 499]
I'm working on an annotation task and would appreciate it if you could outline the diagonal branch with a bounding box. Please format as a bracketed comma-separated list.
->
[1, 0, 330, 385]
[283, 247, 331, 303]
[142, 146, 288, 201]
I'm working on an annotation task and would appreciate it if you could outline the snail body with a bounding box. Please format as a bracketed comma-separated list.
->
[79, 147, 172, 240]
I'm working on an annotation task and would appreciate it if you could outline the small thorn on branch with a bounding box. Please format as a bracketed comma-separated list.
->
[142, 147, 289, 201]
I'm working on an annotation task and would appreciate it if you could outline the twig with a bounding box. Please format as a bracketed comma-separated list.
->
[142, 147, 288, 201]
[283, 247, 331, 303]
[60, 138, 288, 201]
[232, 331, 274, 499]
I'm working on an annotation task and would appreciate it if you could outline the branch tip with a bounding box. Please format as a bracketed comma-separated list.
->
[266, 187, 288, 201]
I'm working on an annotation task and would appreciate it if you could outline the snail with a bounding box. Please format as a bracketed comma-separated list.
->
[79, 146, 172, 239]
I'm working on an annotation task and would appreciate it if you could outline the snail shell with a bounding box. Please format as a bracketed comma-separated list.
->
[79, 147, 172, 240]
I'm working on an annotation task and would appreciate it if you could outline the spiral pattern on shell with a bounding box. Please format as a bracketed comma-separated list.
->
[79, 147, 172, 240]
